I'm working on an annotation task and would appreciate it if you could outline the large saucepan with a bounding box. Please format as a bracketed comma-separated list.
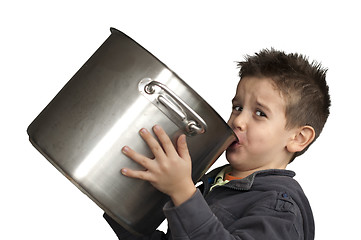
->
[27, 28, 236, 235]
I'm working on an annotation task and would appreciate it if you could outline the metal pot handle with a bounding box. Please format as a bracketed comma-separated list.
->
[139, 78, 207, 135]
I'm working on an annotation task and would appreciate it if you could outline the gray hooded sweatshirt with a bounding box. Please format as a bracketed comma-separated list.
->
[104, 166, 314, 240]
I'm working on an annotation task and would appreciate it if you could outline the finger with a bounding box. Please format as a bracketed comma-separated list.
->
[121, 168, 154, 182]
[177, 134, 190, 160]
[121, 146, 153, 170]
[139, 128, 166, 158]
[152, 125, 175, 154]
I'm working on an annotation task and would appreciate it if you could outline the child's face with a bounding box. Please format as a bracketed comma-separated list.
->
[226, 77, 294, 174]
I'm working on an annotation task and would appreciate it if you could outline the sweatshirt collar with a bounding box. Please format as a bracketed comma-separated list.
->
[202, 165, 296, 191]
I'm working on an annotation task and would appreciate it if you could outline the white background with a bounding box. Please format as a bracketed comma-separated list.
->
[1, 1, 360, 239]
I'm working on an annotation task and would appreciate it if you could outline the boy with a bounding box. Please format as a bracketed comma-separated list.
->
[104, 49, 331, 239]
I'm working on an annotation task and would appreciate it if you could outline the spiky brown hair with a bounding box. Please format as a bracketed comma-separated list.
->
[238, 48, 331, 162]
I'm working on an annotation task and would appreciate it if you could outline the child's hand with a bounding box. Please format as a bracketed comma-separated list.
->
[121, 125, 196, 206]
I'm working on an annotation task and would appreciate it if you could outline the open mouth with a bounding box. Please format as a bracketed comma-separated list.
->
[227, 130, 244, 150]
[227, 138, 240, 150]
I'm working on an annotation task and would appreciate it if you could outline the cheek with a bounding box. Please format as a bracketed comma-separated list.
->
[248, 128, 269, 144]
[226, 115, 233, 126]
[247, 127, 279, 151]
[249, 126, 289, 153]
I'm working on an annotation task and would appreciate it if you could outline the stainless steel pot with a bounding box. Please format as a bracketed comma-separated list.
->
[27, 28, 236, 235]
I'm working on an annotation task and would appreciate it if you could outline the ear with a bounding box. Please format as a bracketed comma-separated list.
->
[286, 126, 316, 153]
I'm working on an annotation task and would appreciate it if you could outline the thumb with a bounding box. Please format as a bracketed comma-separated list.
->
[177, 134, 190, 160]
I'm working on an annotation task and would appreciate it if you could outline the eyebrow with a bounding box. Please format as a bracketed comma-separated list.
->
[232, 96, 273, 114]
[256, 101, 271, 113]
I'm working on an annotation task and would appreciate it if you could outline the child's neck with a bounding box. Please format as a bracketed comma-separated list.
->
[230, 165, 287, 179]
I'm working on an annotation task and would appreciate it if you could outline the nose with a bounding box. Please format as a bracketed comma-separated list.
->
[228, 111, 248, 132]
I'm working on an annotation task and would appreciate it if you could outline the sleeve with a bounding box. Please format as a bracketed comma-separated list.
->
[163, 190, 301, 240]
[163, 190, 235, 240]
[103, 213, 168, 240]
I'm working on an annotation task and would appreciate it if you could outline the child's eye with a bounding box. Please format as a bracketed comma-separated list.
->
[233, 106, 243, 112]
[255, 110, 267, 117]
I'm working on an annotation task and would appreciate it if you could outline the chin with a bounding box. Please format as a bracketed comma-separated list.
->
[225, 149, 243, 165]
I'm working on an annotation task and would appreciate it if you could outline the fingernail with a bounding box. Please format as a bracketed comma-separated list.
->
[121, 168, 127, 175]
[179, 134, 186, 144]
[122, 146, 129, 154]
[139, 128, 147, 135]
